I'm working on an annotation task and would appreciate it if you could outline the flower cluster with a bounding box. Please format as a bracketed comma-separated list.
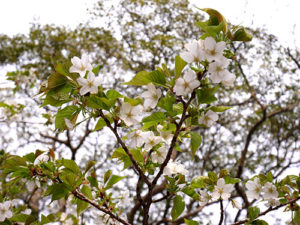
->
[70, 54, 102, 95]
[179, 36, 235, 87]
[245, 178, 280, 207]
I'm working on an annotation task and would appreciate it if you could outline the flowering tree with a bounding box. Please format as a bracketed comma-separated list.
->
[1, 5, 300, 225]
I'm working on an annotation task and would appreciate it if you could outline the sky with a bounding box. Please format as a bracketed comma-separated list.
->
[0, 0, 299, 48]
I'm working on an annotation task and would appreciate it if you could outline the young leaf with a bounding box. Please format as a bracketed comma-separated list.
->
[190, 132, 202, 158]
[62, 159, 80, 174]
[196, 86, 219, 104]
[105, 175, 126, 190]
[175, 55, 187, 78]
[146, 70, 167, 86]
[248, 206, 260, 222]
[209, 106, 232, 112]
[104, 170, 112, 184]
[171, 195, 185, 220]
[184, 219, 199, 225]
[55, 105, 79, 131]
[123, 71, 151, 86]
[47, 73, 67, 90]
[84, 160, 96, 175]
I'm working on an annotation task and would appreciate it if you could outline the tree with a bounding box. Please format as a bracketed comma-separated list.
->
[0, 1, 299, 224]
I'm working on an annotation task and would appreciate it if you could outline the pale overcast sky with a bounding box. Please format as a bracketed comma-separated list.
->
[0, 0, 299, 47]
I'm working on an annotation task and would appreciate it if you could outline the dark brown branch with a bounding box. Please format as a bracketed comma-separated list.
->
[218, 200, 224, 225]
[73, 189, 131, 225]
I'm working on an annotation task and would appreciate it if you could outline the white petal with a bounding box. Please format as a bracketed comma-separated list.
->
[81, 53, 89, 66]
[77, 77, 88, 86]
[79, 86, 91, 95]
[180, 51, 194, 63]
[204, 37, 216, 51]
[215, 41, 226, 53]
[87, 71, 96, 81]
[183, 70, 197, 82]
[217, 178, 225, 187]
[71, 56, 81, 68]
[93, 77, 102, 86]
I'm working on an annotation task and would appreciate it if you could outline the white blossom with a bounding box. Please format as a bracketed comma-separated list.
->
[212, 178, 234, 200]
[199, 110, 218, 127]
[180, 39, 205, 63]
[152, 146, 168, 164]
[23, 209, 32, 215]
[119, 102, 143, 126]
[64, 118, 74, 130]
[143, 131, 163, 151]
[265, 198, 280, 207]
[203, 37, 226, 62]
[69, 53, 93, 77]
[231, 199, 242, 210]
[199, 190, 210, 206]
[163, 159, 188, 176]
[174, 70, 200, 96]
[118, 190, 130, 208]
[208, 58, 236, 86]
[262, 182, 278, 200]
[141, 83, 162, 109]
[157, 125, 173, 145]
[77, 71, 102, 95]
[34, 153, 50, 166]
[127, 129, 146, 149]
[245, 178, 262, 200]
[0, 201, 13, 222]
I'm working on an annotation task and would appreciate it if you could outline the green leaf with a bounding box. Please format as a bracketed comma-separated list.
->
[92, 65, 101, 75]
[84, 160, 96, 175]
[123, 70, 166, 86]
[171, 195, 185, 220]
[266, 172, 273, 182]
[224, 176, 240, 184]
[55, 105, 79, 131]
[10, 214, 29, 222]
[184, 219, 199, 225]
[94, 117, 113, 131]
[190, 132, 202, 158]
[208, 172, 218, 183]
[196, 21, 224, 38]
[105, 175, 126, 190]
[294, 208, 300, 225]
[77, 185, 92, 215]
[104, 170, 112, 184]
[47, 73, 67, 90]
[157, 94, 175, 113]
[142, 112, 166, 124]
[62, 159, 80, 174]
[42, 83, 73, 107]
[146, 70, 166, 86]
[123, 71, 151, 86]
[130, 149, 144, 163]
[106, 89, 122, 99]
[175, 55, 187, 78]
[233, 27, 253, 42]
[196, 86, 219, 104]
[209, 106, 232, 112]
[190, 176, 206, 189]
[111, 148, 132, 169]
[86, 95, 111, 110]
[248, 206, 260, 222]
[46, 183, 70, 201]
